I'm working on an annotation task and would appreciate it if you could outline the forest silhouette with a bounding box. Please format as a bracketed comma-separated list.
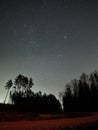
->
[0, 70, 98, 113]
[1, 74, 61, 113]
[62, 70, 98, 112]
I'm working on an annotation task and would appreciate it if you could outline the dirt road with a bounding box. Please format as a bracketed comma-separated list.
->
[0, 113, 98, 130]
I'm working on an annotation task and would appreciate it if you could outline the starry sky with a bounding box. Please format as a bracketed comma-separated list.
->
[0, 0, 98, 102]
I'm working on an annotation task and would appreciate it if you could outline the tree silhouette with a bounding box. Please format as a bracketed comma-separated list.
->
[63, 84, 73, 112]
[71, 79, 79, 111]
[89, 71, 98, 111]
[4, 79, 13, 104]
[62, 70, 98, 112]
[10, 74, 34, 105]
[9, 74, 62, 113]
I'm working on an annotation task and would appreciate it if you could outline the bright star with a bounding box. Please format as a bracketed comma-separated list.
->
[64, 35, 68, 39]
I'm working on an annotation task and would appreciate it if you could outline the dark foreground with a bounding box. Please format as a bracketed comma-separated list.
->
[0, 113, 98, 130]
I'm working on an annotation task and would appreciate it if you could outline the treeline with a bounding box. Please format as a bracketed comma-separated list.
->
[2, 70, 98, 113]
[62, 71, 98, 112]
[11, 91, 61, 113]
[4, 74, 62, 113]
[0, 103, 15, 112]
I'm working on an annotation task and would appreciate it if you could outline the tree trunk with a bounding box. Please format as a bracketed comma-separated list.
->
[4, 89, 9, 104]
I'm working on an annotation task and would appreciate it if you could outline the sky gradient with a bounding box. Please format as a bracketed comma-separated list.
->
[0, 0, 98, 102]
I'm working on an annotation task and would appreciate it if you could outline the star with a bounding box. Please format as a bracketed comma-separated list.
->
[64, 35, 68, 39]
[46, 31, 49, 34]
[24, 24, 27, 27]
[57, 5, 60, 9]
[30, 29, 34, 33]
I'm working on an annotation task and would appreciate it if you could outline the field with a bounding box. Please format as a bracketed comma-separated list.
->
[0, 112, 98, 130]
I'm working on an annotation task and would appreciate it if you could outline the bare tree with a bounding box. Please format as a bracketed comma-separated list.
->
[4, 79, 13, 104]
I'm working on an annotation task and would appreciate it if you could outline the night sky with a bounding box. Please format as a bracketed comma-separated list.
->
[0, 0, 98, 102]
